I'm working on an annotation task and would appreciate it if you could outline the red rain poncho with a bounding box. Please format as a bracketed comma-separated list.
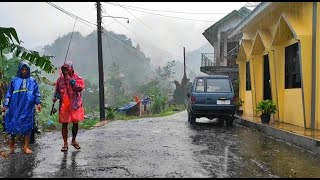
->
[54, 62, 85, 123]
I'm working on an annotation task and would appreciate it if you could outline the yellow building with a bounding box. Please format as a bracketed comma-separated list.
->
[228, 2, 320, 129]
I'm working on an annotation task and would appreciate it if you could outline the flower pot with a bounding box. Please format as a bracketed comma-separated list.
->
[236, 109, 243, 116]
[260, 114, 271, 124]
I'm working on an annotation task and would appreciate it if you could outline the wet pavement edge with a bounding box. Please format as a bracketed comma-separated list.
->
[234, 116, 320, 154]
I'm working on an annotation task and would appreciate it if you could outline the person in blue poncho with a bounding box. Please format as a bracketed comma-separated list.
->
[2, 62, 42, 154]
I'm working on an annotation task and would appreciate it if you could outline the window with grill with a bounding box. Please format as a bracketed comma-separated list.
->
[285, 42, 301, 89]
[246, 61, 251, 90]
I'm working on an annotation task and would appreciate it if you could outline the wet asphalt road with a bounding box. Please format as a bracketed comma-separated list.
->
[2, 110, 320, 178]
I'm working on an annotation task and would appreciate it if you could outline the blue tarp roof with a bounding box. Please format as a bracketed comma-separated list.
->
[117, 102, 137, 112]
[141, 98, 151, 105]
[117, 98, 152, 112]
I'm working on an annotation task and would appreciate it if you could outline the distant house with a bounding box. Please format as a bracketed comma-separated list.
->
[201, 7, 251, 81]
[141, 97, 152, 115]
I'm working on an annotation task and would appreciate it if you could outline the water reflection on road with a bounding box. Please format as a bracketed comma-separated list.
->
[2, 111, 320, 178]
[189, 117, 320, 178]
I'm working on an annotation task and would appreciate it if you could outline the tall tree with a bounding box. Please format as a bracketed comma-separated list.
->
[106, 62, 130, 107]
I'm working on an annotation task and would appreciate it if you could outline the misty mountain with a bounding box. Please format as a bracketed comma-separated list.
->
[40, 29, 213, 93]
[186, 43, 213, 75]
[42, 30, 155, 90]
[171, 43, 213, 82]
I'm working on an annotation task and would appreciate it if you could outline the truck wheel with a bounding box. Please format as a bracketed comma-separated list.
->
[190, 113, 196, 124]
[226, 117, 234, 127]
[218, 117, 224, 127]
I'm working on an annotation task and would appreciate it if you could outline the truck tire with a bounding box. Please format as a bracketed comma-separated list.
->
[226, 116, 234, 127]
[190, 113, 196, 124]
[218, 117, 224, 127]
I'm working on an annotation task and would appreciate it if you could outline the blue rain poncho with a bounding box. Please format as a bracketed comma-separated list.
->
[3, 62, 41, 135]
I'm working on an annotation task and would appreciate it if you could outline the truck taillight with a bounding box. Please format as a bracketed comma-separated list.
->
[191, 96, 196, 104]
[233, 96, 237, 104]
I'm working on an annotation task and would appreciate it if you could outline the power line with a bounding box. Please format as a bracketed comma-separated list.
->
[103, 2, 135, 28]
[106, 2, 228, 15]
[105, 30, 193, 73]
[106, 29, 195, 74]
[64, 18, 78, 64]
[46, 2, 96, 27]
[102, 11, 184, 59]
[111, 2, 185, 48]
[105, 2, 217, 23]
[47, 2, 183, 60]
[103, 27, 115, 64]
[103, 22, 194, 73]
[103, 3, 198, 72]
[46, 2, 163, 64]
[101, 30, 152, 65]
[46, 2, 153, 67]
[46, 2, 186, 70]
[101, 28, 182, 65]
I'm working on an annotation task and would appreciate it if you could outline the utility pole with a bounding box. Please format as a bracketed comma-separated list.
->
[96, 2, 105, 121]
[183, 47, 186, 78]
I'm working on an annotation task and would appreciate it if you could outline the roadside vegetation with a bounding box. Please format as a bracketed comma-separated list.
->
[0, 27, 191, 133]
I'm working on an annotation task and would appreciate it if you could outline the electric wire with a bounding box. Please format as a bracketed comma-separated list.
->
[46, 2, 196, 74]
[102, 11, 184, 59]
[113, 2, 185, 48]
[106, 2, 228, 15]
[105, 2, 217, 23]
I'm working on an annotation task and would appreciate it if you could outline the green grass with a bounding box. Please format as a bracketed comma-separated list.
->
[79, 118, 100, 129]
[116, 105, 186, 120]
[0, 105, 186, 132]
[0, 117, 3, 132]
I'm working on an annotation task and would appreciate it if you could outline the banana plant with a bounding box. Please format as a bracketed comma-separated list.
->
[0, 27, 56, 73]
[105, 106, 119, 120]
[0, 27, 56, 105]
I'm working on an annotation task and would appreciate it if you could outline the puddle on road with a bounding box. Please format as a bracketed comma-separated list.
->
[188, 121, 320, 178]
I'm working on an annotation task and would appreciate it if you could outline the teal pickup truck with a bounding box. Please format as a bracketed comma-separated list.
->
[187, 75, 236, 126]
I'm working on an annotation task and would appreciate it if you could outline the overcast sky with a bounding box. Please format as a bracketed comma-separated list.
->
[1, 2, 249, 64]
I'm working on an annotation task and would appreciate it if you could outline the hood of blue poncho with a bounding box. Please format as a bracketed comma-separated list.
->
[16, 62, 31, 78]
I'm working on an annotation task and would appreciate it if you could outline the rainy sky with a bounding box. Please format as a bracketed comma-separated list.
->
[0, 2, 249, 63]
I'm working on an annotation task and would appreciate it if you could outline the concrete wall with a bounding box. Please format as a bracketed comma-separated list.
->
[236, 2, 319, 129]
[212, 16, 244, 64]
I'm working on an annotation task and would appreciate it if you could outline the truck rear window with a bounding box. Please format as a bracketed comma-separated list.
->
[206, 78, 231, 92]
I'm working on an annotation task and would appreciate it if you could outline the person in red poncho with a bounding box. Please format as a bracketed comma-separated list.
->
[52, 61, 85, 152]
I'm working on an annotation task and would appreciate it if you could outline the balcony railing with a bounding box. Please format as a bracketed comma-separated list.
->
[201, 45, 240, 68]
[201, 53, 215, 67]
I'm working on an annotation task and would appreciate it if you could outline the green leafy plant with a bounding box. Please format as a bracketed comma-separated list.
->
[234, 97, 244, 110]
[147, 85, 167, 114]
[233, 79, 239, 98]
[80, 118, 99, 129]
[0, 27, 56, 106]
[255, 99, 277, 115]
[105, 106, 119, 120]
[0, 27, 55, 73]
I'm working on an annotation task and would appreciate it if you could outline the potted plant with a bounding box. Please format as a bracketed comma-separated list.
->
[255, 99, 277, 124]
[235, 97, 244, 116]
